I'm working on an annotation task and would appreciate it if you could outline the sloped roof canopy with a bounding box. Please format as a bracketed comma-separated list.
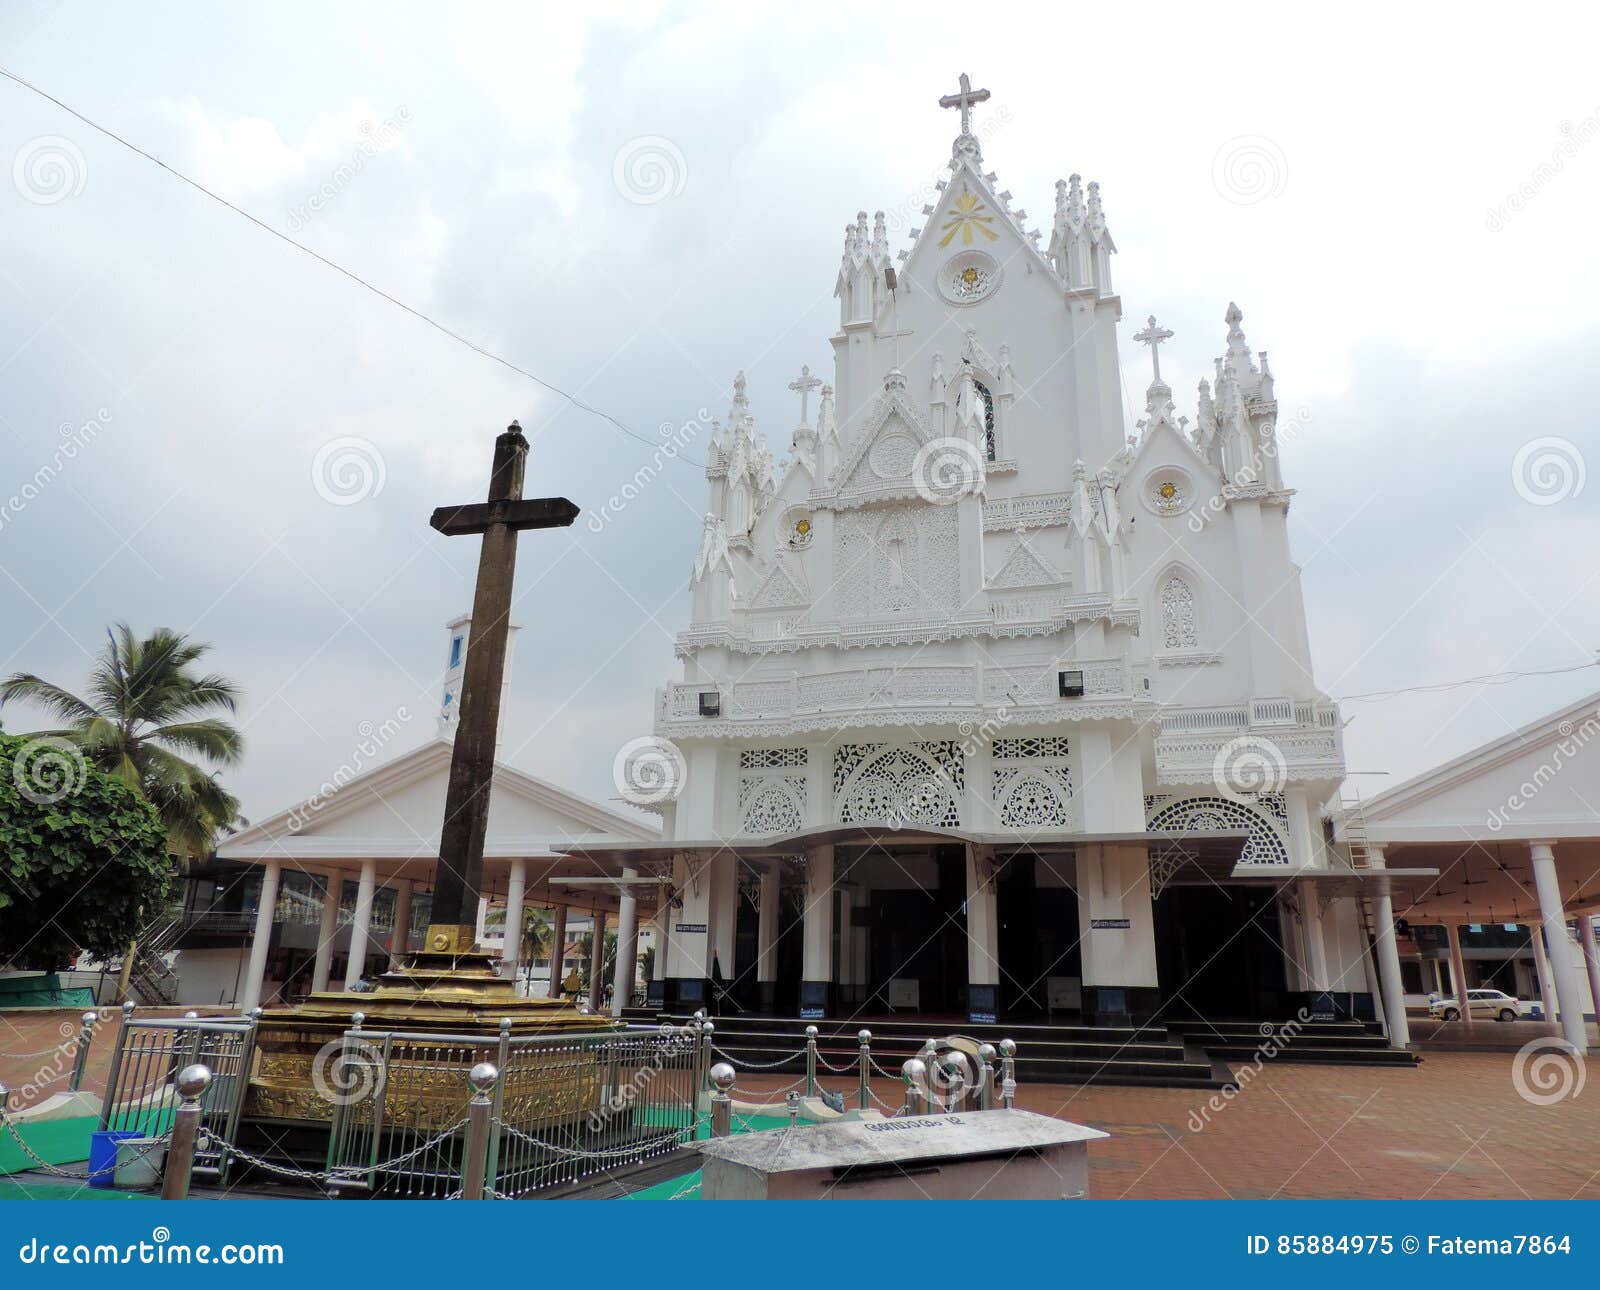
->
[217, 738, 659, 912]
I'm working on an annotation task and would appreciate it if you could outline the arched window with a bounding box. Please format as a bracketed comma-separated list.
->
[974, 380, 996, 461]
[1161, 574, 1198, 650]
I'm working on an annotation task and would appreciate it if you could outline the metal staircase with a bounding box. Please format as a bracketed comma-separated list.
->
[124, 911, 184, 1004]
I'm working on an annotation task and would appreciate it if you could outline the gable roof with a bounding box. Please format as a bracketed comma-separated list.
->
[1349, 690, 1600, 843]
[219, 737, 658, 860]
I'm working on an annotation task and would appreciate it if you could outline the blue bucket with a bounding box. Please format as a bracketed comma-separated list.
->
[88, 1130, 140, 1189]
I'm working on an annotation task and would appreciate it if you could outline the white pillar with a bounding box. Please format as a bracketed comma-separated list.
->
[1298, 878, 1331, 994]
[1446, 920, 1472, 1027]
[311, 871, 341, 994]
[1368, 865, 1410, 1048]
[611, 868, 639, 1017]
[802, 844, 835, 1008]
[1532, 922, 1558, 1018]
[548, 903, 569, 996]
[1531, 842, 1589, 1053]
[343, 859, 377, 991]
[1580, 915, 1600, 1023]
[389, 878, 413, 966]
[502, 858, 526, 983]
[588, 910, 608, 1013]
[965, 845, 999, 988]
[240, 859, 282, 1012]
[709, 852, 738, 986]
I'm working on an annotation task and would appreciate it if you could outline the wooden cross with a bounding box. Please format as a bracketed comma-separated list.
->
[787, 364, 822, 426]
[424, 421, 578, 956]
[1133, 314, 1175, 383]
[939, 72, 990, 136]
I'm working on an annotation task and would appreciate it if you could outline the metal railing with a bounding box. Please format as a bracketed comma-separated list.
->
[324, 1019, 702, 1198]
[99, 1004, 260, 1180]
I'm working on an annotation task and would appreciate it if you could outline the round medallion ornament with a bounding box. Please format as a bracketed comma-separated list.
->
[938, 250, 1001, 306]
[783, 507, 813, 549]
[1142, 468, 1194, 516]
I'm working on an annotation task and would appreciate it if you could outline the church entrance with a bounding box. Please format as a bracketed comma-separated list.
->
[841, 845, 967, 1017]
[1153, 884, 1288, 1020]
[995, 853, 1081, 1019]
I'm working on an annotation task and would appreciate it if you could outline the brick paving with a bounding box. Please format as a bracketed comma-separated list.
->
[5, 1009, 1597, 1200]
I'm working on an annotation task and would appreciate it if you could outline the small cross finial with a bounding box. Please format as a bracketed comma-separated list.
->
[939, 72, 991, 137]
[1133, 314, 1175, 384]
[787, 363, 823, 427]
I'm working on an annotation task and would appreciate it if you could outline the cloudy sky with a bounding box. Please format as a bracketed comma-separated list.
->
[1, 2, 1596, 824]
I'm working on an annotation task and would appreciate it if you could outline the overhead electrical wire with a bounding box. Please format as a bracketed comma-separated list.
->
[0, 65, 703, 467]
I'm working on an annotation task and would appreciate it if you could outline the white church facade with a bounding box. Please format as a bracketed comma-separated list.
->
[624, 76, 1373, 1029]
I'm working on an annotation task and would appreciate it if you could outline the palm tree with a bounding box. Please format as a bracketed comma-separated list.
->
[1, 625, 243, 858]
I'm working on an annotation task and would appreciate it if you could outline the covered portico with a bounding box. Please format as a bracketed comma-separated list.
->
[556, 824, 1262, 1027]
[216, 738, 662, 1015]
[1335, 692, 1600, 1056]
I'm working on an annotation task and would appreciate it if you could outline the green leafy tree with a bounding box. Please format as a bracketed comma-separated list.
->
[0, 625, 243, 859]
[0, 733, 173, 968]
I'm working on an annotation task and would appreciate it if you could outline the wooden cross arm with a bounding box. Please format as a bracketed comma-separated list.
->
[430, 496, 580, 535]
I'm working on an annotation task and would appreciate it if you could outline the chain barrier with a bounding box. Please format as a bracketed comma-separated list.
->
[199, 1120, 468, 1186]
[711, 1043, 805, 1070]
[666, 1174, 701, 1200]
[496, 1121, 688, 1163]
[1, 1119, 169, 1180]
[0, 1040, 81, 1061]
[813, 1048, 857, 1074]
[869, 1055, 904, 1081]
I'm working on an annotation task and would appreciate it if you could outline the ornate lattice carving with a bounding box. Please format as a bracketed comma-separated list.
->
[739, 776, 805, 836]
[1144, 794, 1290, 865]
[834, 505, 960, 621]
[739, 747, 808, 769]
[1160, 575, 1199, 650]
[834, 741, 964, 827]
[992, 767, 1074, 828]
[992, 735, 1072, 760]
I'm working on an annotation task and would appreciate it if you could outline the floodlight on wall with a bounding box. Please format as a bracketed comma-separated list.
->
[1058, 670, 1085, 698]
[698, 691, 722, 717]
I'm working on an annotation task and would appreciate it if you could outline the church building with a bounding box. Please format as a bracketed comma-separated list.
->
[572, 75, 1401, 1036]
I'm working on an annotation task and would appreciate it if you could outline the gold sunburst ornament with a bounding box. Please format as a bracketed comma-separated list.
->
[938, 184, 999, 247]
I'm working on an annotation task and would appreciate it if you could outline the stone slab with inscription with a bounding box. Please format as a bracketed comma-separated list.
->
[694, 1108, 1107, 1200]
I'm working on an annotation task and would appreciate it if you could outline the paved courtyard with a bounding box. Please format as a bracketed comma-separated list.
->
[4, 1009, 1596, 1200]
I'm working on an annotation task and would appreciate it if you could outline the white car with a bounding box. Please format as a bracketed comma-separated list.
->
[1428, 988, 1529, 1022]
